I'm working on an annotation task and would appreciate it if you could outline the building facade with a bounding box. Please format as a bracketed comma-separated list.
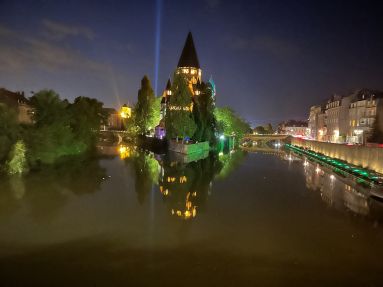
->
[347, 90, 383, 144]
[278, 120, 308, 137]
[307, 89, 383, 144]
[308, 105, 325, 140]
[324, 95, 342, 143]
[0, 88, 33, 124]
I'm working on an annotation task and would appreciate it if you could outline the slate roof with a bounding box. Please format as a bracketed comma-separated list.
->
[177, 32, 200, 69]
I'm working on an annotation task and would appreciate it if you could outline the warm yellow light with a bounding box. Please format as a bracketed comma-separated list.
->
[119, 145, 130, 159]
[120, 106, 131, 119]
[184, 210, 191, 218]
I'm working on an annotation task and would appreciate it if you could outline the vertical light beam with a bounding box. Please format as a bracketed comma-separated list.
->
[154, 0, 162, 96]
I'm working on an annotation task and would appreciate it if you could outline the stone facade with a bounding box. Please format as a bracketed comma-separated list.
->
[0, 88, 33, 124]
[307, 89, 383, 144]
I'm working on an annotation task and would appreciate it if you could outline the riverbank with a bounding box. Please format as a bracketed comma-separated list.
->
[292, 138, 383, 174]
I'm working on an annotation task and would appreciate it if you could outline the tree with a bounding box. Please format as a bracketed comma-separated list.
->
[29, 90, 69, 127]
[134, 76, 157, 134]
[6, 140, 27, 175]
[28, 90, 110, 167]
[0, 104, 20, 164]
[165, 74, 196, 140]
[215, 107, 251, 143]
[69, 96, 108, 147]
[193, 82, 217, 144]
[369, 112, 383, 143]
[264, 123, 273, 134]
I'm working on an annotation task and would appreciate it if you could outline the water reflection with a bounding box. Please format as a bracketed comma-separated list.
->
[0, 158, 107, 221]
[303, 159, 371, 217]
[122, 145, 246, 220]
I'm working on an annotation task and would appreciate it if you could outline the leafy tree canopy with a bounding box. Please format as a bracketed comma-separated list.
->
[165, 74, 196, 139]
[215, 107, 251, 141]
[134, 76, 158, 134]
[193, 82, 216, 144]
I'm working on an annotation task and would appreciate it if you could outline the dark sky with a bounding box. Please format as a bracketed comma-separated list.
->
[1, 0, 382, 126]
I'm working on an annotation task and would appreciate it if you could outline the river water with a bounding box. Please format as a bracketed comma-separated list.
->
[1, 146, 383, 286]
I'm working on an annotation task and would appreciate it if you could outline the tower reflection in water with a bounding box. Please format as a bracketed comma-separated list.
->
[121, 145, 245, 220]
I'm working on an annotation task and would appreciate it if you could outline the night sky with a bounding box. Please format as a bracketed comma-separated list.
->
[1, 0, 382, 126]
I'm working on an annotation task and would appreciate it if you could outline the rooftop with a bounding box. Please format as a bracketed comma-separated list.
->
[177, 32, 200, 69]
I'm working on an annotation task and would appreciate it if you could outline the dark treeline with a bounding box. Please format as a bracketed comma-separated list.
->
[0, 90, 108, 175]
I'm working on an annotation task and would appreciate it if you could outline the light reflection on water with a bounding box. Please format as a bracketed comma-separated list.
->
[1, 145, 383, 285]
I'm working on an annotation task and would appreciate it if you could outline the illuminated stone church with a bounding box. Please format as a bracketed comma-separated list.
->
[156, 32, 216, 139]
[160, 32, 215, 119]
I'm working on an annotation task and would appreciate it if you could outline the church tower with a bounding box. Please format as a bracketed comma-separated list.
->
[175, 32, 202, 90]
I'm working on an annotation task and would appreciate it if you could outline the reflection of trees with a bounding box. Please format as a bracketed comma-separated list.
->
[216, 150, 247, 179]
[24, 158, 107, 220]
[126, 151, 160, 205]
[0, 158, 108, 222]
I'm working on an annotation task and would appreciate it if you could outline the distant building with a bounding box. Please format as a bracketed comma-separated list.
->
[324, 95, 342, 142]
[347, 89, 383, 144]
[278, 120, 308, 137]
[102, 104, 132, 130]
[0, 88, 33, 124]
[307, 89, 383, 144]
[308, 105, 325, 140]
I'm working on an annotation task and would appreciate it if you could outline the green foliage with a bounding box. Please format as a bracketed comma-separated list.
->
[0, 104, 20, 164]
[127, 152, 160, 204]
[6, 140, 27, 175]
[1, 89, 109, 174]
[193, 83, 217, 145]
[264, 123, 273, 134]
[217, 150, 247, 179]
[215, 107, 251, 143]
[25, 90, 103, 167]
[30, 90, 69, 127]
[165, 74, 196, 139]
[69, 96, 108, 147]
[134, 76, 158, 134]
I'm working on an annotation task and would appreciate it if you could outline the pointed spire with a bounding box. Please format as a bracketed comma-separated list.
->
[177, 32, 200, 68]
[165, 78, 171, 90]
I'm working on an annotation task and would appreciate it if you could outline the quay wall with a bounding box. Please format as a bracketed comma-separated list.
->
[291, 138, 383, 174]
[169, 141, 209, 154]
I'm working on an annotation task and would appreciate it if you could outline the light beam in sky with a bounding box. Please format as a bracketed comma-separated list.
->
[154, 0, 162, 96]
